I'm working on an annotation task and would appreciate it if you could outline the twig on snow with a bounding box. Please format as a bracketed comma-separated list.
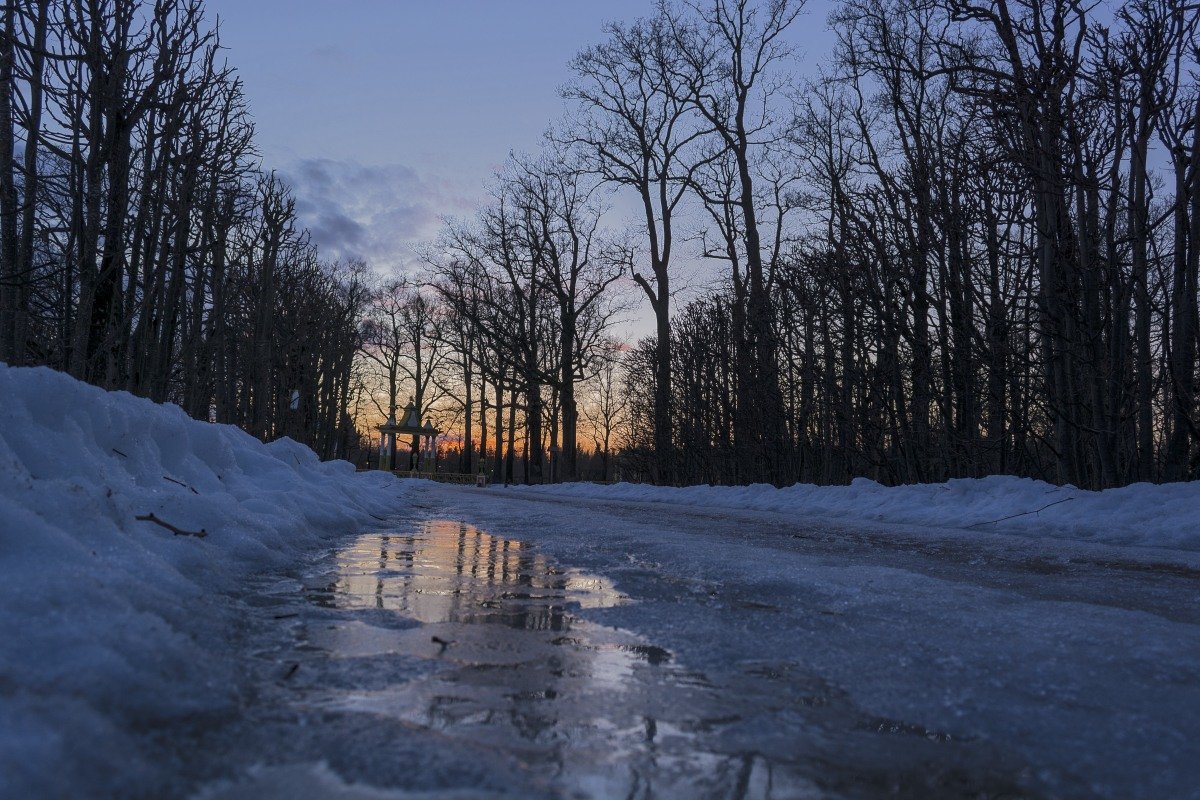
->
[135, 512, 207, 538]
[162, 475, 199, 494]
[967, 497, 1075, 528]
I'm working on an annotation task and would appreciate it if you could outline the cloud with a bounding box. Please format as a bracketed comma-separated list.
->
[281, 158, 458, 273]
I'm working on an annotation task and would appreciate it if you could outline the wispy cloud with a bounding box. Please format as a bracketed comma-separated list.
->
[282, 158, 467, 274]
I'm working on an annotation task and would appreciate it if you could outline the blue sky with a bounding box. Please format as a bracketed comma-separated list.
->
[204, 1, 661, 268]
[204, 0, 836, 314]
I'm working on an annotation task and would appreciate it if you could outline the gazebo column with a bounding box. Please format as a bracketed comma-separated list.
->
[422, 419, 437, 474]
[376, 412, 399, 472]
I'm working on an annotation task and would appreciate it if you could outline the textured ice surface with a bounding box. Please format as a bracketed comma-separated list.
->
[187, 520, 830, 798]
[181, 491, 1200, 799]
[402, 483, 1200, 799]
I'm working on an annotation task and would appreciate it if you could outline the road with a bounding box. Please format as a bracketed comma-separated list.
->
[187, 482, 1200, 800]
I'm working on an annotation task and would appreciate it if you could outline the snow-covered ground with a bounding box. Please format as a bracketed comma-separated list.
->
[0, 364, 410, 797]
[513, 474, 1200, 551]
[3, 363, 1199, 798]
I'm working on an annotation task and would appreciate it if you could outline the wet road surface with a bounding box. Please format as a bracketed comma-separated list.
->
[182, 484, 1200, 800]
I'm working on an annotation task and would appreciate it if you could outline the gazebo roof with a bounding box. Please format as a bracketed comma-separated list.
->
[378, 398, 440, 436]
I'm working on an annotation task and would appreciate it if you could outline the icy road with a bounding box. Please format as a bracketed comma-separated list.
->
[190, 482, 1200, 800]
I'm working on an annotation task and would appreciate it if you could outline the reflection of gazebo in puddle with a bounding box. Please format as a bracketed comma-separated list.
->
[377, 396, 440, 472]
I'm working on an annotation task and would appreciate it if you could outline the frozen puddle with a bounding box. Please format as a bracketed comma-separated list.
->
[292, 520, 818, 798]
[194, 519, 1032, 799]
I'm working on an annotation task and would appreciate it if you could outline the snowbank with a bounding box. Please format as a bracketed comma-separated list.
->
[514, 475, 1200, 551]
[0, 363, 409, 797]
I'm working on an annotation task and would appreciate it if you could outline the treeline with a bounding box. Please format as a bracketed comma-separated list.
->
[608, 0, 1200, 489]
[12, 0, 1194, 489]
[404, 0, 1200, 490]
[354, 262, 630, 482]
[0, 0, 367, 459]
[425, 159, 625, 483]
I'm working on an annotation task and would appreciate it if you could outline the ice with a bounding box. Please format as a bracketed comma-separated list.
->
[193, 762, 497, 799]
[419, 483, 1200, 799]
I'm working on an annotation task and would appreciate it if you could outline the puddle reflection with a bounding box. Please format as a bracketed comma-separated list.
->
[299, 520, 823, 797]
[321, 519, 625, 629]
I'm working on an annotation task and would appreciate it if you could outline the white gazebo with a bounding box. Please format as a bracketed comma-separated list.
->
[377, 397, 440, 472]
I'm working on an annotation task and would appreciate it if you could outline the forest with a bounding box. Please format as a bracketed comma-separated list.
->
[3, 0, 1199, 490]
[0, 0, 368, 460]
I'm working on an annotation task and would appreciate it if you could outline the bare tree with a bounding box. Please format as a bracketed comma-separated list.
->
[565, 13, 707, 483]
[582, 338, 631, 481]
[668, 0, 805, 484]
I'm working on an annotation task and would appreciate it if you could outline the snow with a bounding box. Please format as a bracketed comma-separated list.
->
[0, 363, 410, 798]
[3, 360, 1198, 798]
[512, 474, 1200, 550]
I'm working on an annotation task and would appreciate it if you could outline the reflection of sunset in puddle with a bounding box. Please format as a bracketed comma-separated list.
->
[322, 519, 626, 627]
[297, 520, 814, 796]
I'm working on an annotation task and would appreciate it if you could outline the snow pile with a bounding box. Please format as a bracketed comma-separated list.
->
[515, 475, 1200, 550]
[0, 363, 408, 797]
